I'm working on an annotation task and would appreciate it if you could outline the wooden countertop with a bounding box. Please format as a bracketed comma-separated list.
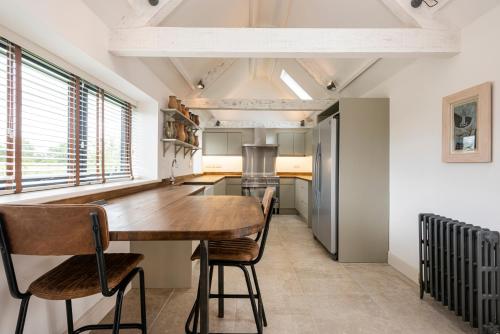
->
[105, 185, 264, 241]
[182, 173, 312, 185]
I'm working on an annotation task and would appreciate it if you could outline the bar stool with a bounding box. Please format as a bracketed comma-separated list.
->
[185, 187, 276, 334]
[0, 204, 147, 334]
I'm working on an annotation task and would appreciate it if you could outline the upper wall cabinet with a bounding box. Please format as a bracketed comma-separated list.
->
[203, 132, 243, 156]
[278, 132, 307, 156]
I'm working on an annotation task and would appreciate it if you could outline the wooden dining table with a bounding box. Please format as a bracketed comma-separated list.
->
[104, 185, 265, 334]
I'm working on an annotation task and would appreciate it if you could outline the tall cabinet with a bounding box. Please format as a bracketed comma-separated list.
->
[314, 98, 389, 263]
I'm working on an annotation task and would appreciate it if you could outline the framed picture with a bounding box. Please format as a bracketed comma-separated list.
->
[442, 82, 492, 162]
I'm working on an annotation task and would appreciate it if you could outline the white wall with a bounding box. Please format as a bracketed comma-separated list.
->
[363, 6, 500, 282]
[203, 156, 312, 173]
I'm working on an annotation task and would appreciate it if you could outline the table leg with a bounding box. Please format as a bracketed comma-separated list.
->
[199, 240, 209, 334]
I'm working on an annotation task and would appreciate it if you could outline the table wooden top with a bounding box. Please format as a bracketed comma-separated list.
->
[105, 185, 264, 241]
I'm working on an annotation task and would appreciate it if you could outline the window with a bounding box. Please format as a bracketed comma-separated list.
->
[0, 37, 134, 195]
[280, 69, 312, 100]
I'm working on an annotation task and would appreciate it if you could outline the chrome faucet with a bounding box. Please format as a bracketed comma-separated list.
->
[170, 158, 178, 185]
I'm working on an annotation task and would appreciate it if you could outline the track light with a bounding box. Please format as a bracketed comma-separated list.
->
[197, 80, 205, 89]
[148, 0, 159, 6]
[215, 120, 221, 127]
[411, 0, 439, 8]
[326, 81, 336, 91]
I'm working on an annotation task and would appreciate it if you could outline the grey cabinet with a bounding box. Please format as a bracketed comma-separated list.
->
[293, 133, 305, 156]
[295, 178, 310, 222]
[277, 133, 294, 156]
[203, 132, 242, 156]
[277, 132, 307, 156]
[227, 133, 243, 155]
[279, 178, 295, 209]
[213, 179, 226, 195]
[203, 132, 228, 155]
[226, 177, 242, 195]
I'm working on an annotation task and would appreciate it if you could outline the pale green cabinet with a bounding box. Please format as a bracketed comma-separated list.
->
[227, 133, 243, 155]
[226, 177, 242, 195]
[203, 132, 228, 155]
[277, 132, 307, 156]
[203, 132, 242, 156]
[279, 178, 295, 209]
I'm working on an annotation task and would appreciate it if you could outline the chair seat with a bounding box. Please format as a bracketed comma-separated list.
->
[28, 253, 144, 300]
[191, 237, 259, 262]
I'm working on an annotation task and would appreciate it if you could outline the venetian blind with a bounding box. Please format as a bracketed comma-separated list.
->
[103, 94, 132, 181]
[20, 50, 77, 190]
[0, 40, 16, 194]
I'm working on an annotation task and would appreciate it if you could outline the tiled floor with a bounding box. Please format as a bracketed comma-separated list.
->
[92, 215, 475, 333]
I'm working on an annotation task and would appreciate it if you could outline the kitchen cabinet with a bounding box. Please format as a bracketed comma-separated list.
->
[204, 185, 214, 196]
[226, 177, 242, 195]
[203, 132, 228, 155]
[203, 132, 243, 156]
[279, 178, 295, 209]
[227, 133, 243, 155]
[213, 179, 226, 195]
[277, 132, 307, 156]
[295, 178, 310, 222]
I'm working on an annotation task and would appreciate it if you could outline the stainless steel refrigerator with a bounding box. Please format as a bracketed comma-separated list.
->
[312, 115, 338, 259]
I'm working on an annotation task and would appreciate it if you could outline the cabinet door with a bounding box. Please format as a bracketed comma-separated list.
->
[214, 179, 226, 195]
[280, 184, 295, 208]
[293, 133, 305, 156]
[227, 133, 243, 155]
[204, 132, 227, 155]
[278, 133, 294, 156]
[226, 184, 242, 195]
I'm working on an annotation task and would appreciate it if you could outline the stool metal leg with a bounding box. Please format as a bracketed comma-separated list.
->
[239, 265, 263, 334]
[112, 288, 125, 334]
[66, 300, 74, 334]
[15, 295, 30, 334]
[199, 240, 210, 334]
[218, 265, 224, 318]
[251, 265, 267, 327]
[139, 268, 148, 334]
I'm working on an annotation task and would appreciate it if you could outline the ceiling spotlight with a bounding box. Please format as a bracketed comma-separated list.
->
[148, 0, 159, 6]
[411, 0, 439, 8]
[326, 81, 336, 91]
[197, 80, 205, 89]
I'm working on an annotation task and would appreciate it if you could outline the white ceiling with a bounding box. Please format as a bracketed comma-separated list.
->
[84, 0, 500, 123]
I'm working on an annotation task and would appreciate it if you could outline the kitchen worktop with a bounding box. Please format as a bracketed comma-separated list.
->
[181, 173, 312, 185]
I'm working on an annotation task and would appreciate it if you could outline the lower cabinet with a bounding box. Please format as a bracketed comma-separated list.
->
[279, 178, 295, 209]
[226, 177, 242, 195]
[204, 185, 214, 196]
[295, 178, 310, 222]
[213, 179, 226, 195]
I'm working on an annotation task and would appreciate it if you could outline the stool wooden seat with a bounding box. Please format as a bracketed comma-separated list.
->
[186, 188, 276, 334]
[29, 253, 144, 300]
[191, 238, 259, 262]
[0, 204, 148, 334]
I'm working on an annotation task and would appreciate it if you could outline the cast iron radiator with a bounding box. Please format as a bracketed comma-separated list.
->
[418, 214, 499, 334]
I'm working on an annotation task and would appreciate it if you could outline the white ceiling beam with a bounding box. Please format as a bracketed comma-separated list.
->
[190, 59, 236, 98]
[109, 27, 460, 58]
[207, 120, 313, 129]
[184, 98, 335, 111]
[379, 0, 447, 28]
[121, 0, 184, 27]
[296, 59, 331, 88]
[169, 58, 195, 91]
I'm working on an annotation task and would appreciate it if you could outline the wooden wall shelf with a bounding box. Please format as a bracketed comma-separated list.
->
[161, 139, 200, 158]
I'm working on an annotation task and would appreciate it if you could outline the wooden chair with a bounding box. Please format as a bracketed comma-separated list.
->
[0, 204, 147, 334]
[185, 187, 276, 334]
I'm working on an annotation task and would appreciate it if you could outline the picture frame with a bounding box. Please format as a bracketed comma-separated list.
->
[442, 82, 492, 163]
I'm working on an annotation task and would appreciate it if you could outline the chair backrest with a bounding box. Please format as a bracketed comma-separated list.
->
[0, 204, 109, 256]
[261, 187, 275, 216]
[254, 192, 276, 263]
